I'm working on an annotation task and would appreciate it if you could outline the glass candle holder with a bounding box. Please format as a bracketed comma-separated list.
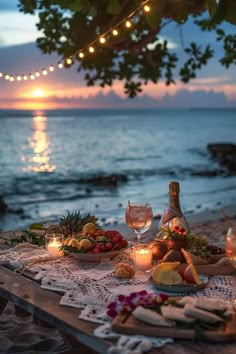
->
[45, 233, 64, 257]
[132, 244, 153, 272]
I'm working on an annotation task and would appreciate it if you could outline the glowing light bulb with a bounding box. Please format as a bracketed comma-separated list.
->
[125, 20, 132, 28]
[23, 75, 28, 80]
[78, 52, 84, 59]
[66, 57, 73, 65]
[10, 76, 14, 82]
[5, 74, 10, 80]
[35, 71, 40, 77]
[49, 65, 54, 72]
[17, 75, 22, 81]
[30, 74, 35, 80]
[143, 5, 151, 12]
[42, 69, 48, 75]
[58, 61, 63, 69]
[89, 46, 95, 53]
[112, 29, 119, 36]
[0, 72, 2, 78]
[99, 37, 106, 44]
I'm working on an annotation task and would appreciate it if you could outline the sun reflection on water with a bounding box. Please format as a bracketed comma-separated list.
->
[22, 115, 56, 173]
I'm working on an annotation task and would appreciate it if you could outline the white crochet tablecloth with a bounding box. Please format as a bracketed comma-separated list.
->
[2, 244, 236, 352]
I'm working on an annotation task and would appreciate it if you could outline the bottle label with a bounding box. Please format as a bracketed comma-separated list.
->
[162, 207, 183, 225]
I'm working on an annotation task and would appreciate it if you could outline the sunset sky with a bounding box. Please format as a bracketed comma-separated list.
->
[0, 0, 236, 110]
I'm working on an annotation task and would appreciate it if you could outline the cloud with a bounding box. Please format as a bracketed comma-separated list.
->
[0, 89, 235, 110]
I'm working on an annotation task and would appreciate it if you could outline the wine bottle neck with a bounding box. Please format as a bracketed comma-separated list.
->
[168, 192, 182, 212]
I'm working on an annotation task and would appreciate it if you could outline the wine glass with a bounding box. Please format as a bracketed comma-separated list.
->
[125, 201, 153, 243]
[225, 228, 236, 269]
[225, 228, 236, 305]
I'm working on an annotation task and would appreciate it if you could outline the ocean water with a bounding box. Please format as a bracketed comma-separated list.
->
[0, 108, 236, 231]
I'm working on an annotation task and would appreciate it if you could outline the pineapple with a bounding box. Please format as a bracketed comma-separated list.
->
[48, 211, 100, 237]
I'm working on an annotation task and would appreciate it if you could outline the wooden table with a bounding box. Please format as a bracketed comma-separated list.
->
[0, 233, 236, 354]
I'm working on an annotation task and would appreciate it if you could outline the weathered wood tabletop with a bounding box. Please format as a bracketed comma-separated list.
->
[0, 231, 236, 354]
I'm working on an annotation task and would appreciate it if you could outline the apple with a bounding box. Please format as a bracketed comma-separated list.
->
[183, 264, 201, 285]
[178, 263, 188, 278]
[150, 240, 168, 260]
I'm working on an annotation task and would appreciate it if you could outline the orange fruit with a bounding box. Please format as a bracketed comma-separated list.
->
[157, 270, 182, 285]
[152, 262, 180, 283]
[69, 238, 81, 250]
[79, 238, 93, 250]
[82, 223, 96, 234]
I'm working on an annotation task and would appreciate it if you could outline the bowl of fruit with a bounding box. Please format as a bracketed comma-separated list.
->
[150, 262, 209, 293]
[61, 222, 128, 261]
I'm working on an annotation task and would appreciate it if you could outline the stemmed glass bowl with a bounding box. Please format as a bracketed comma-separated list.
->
[125, 201, 153, 243]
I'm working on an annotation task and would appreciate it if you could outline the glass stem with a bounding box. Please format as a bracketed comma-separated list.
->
[137, 233, 141, 244]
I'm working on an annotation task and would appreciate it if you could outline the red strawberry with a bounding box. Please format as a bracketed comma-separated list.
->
[112, 236, 120, 244]
[86, 245, 94, 252]
[121, 239, 128, 248]
[105, 230, 120, 239]
[92, 248, 100, 254]
[100, 245, 106, 252]
[105, 242, 113, 250]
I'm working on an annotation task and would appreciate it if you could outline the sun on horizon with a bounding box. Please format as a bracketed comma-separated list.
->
[33, 89, 45, 98]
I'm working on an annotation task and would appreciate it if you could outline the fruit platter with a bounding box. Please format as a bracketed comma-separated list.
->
[109, 290, 236, 342]
[57, 213, 128, 261]
[150, 225, 234, 276]
[150, 261, 209, 293]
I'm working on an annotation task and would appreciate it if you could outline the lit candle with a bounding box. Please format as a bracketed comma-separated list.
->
[45, 234, 64, 257]
[133, 244, 152, 271]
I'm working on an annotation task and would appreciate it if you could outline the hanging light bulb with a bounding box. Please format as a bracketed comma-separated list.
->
[42, 69, 48, 76]
[30, 74, 35, 80]
[49, 65, 54, 72]
[143, 4, 151, 12]
[112, 29, 119, 36]
[0, 72, 2, 78]
[10, 76, 14, 82]
[78, 52, 84, 59]
[99, 37, 106, 44]
[23, 75, 28, 80]
[5, 74, 10, 80]
[35, 71, 40, 77]
[89, 46, 95, 53]
[58, 61, 63, 69]
[66, 57, 73, 65]
[17, 75, 22, 81]
[125, 20, 132, 28]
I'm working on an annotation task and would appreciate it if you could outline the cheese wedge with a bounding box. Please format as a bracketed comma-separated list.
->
[132, 306, 175, 327]
[179, 297, 230, 312]
[183, 303, 225, 323]
[161, 306, 195, 323]
[178, 296, 196, 306]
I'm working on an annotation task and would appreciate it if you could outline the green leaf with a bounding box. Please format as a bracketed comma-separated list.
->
[169, 0, 188, 23]
[210, 0, 226, 24]
[205, 0, 217, 17]
[145, 0, 166, 29]
[224, 0, 236, 25]
[107, 0, 121, 15]
[67, 0, 90, 12]
[29, 223, 45, 230]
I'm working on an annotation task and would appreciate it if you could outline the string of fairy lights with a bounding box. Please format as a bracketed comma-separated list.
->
[0, 0, 151, 84]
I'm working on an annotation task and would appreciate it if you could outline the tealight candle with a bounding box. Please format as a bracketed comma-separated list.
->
[133, 244, 152, 271]
[45, 234, 64, 257]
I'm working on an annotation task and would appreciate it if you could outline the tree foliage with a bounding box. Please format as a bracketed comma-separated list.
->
[18, 0, 236, 97]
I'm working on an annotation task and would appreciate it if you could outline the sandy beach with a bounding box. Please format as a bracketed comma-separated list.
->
[0, 205, 236, 353]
